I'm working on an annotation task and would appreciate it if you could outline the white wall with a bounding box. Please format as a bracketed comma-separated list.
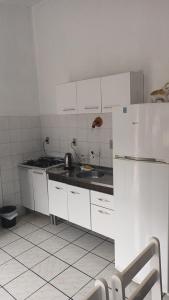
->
[0, 4, 39, 115]
[32, 0, 169, 114]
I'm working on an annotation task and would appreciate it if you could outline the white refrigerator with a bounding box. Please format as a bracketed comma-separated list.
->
[113, 103, 169, 293]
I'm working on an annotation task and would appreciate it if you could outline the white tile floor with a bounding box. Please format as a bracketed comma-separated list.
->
[0, 212, 167, 300]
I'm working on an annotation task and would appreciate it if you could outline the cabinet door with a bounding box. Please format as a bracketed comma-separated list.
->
[48, 180, 68, 220]
[56, 82, 77, 114]
[91, 205, 115, 239]
[32, 170, 49, 216]
[101, 72, 131, 112]
[19, 167, 34, 210]
[67, 185, 91, 229]
[77, 78, 101, 113]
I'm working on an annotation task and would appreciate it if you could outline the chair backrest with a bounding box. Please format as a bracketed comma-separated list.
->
[111, 237, 163, 300]
[82, 278, 109, 300]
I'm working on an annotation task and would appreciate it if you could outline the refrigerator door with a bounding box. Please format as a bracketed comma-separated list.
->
[113, 103, 169, 162]
[114, 158, 169, 292]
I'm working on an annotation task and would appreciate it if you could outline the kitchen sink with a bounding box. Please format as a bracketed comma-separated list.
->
[76, 170, 104, 179]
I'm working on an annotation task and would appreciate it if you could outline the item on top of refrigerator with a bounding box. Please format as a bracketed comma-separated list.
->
[150, 88, 167, 103]
[150, 81, 169, 103]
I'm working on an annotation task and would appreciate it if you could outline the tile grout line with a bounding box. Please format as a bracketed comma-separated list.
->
[0, 217, 115, 299]
[0, 229, 93, 298]
[1, 241, 110, 299]
[1, 221, 114, 270]
[1, 285, 17, 300]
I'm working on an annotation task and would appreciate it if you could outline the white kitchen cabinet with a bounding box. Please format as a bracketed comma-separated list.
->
[67, 185, 91, 229]
[56, 82, 77, 114]
[32, 169, 49, 216]
[91, 191, 114, 210]
[77, 78, 101, 114]
[101, 72, 143, 112]
[19, 167, 34, 210]
[48, 180, 68, 220]
[91, 205, 115, 239]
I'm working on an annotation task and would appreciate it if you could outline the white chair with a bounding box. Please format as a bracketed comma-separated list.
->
[111, 237, 163, 300]
[83, 278, 109, 300]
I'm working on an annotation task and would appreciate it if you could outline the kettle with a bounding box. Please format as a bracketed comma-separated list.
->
[64, 153, 73, 170]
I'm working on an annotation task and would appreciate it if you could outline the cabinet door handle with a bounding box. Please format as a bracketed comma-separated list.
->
[84, 106, 99, 110]
[70, 191, 80, 195]
[98, 209, 111, 215]
[33, 171, 43, 175]
[98, 198, 110, 203]
[103, 105, 112, 109]
[55, 187, 63, 190]
[63, 108, 75, 111]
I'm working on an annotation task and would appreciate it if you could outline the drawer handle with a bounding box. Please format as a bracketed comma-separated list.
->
[98, 198, 110, 203]
[103, 105, 112, 109]
[84, 106, 98, 110]
[70, 191, 80, 195]
[63, 108, 75, 111]
[55, 187, 63, 190]
[98, 209, 111, 215]
[33, 171, 43, 175]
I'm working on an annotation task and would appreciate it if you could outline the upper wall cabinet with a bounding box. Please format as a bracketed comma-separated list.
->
[101, 72, 143, 112]
[56, 72, 143, 114]
[56, 82, 77, 114]
[77, 78, 101, 114]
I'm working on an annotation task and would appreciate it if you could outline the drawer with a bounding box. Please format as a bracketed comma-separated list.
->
[91, 190, 114, 210]
[67, 184, 89, 196]
[91, 204, 115, 239]
[48, 180, 68, 191]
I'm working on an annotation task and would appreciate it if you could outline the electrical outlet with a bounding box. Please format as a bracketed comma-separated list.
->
[72, 138, 77, 146]
[45, 137, 50, 144]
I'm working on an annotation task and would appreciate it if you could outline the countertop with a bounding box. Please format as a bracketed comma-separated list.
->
[47, 165, 113, 195]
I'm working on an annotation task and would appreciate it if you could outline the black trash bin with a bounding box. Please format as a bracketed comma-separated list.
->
[0, 206, 17, 228]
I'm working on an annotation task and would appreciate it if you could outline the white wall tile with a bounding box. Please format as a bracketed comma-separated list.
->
[0, 116, 41, 209]
[77, 114, 88, 129]
[8, 117, 21, 130]
[9, 130, 22, 143]
[39, 113, 113, 167]
[77, 128, 88, 142]
[0, 157, 13, 170]
[0, 117, 9, 130]
[0, 131, 10, 144]
[0, 144, 10, 157]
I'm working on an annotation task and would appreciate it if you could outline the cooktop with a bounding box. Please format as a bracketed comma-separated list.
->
[22, 156, 64, 169]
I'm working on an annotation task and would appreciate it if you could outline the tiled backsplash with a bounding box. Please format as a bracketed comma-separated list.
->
[0, 116, 42, 211]
[0, 113, 112, 212]
[40, 113, 113, 168]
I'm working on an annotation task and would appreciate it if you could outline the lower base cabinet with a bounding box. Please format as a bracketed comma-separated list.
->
[91, 205, 115, 239]
[48, 179, 114, 238]
[19, 167, 49, 215]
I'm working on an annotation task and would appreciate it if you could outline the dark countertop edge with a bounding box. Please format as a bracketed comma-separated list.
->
[48, 173, 113, 195]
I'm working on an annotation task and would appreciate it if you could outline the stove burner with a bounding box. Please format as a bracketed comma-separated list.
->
[23, 157, 64, 169]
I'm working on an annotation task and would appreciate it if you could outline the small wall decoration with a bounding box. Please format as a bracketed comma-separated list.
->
[92, 116, 103, 128]
[150, 81, 169, 103]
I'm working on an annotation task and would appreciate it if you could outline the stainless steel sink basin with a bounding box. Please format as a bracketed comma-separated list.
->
[76, 170, 104, 179]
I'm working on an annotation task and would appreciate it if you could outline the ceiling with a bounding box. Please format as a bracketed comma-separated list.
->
[0, 0, 43, 6]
